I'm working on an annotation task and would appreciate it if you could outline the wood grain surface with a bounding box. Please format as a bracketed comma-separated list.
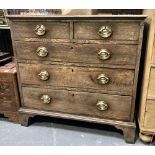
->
[22, 86, 132, 121]
[7, 15, 146, 143]
[0, 81, 13, 111]
[0, 62, 20, 122]
[15, 42, 138, 68]
[18, 63, 134, 95]
[12, 21, 70, 40]
[74, 21, 140, 40]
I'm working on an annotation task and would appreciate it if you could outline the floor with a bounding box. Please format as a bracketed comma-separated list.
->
[0, 116, 153, 146]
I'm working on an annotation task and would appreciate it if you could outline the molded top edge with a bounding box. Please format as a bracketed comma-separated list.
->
[6, 15, 147, 20]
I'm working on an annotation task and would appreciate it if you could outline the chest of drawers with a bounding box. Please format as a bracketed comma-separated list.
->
[8, 15, 146, 143]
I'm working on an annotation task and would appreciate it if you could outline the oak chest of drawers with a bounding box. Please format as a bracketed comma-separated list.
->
[8, 15, 146, 143]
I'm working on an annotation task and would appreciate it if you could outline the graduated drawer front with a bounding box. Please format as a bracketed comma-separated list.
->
[22, 87, 132, 121]
[11, 21, 70, 40]
[18, 63, 134, 95]
[74, 21, 140, 41]
[15, 42, 137, 67]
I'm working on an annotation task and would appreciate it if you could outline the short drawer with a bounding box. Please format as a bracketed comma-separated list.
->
[15, 42, 138, 68]
[18, 63, 134, 95]
[11, 21, 70, 40]
[74, 21, 140, 41]
[22, 87, 132, 121]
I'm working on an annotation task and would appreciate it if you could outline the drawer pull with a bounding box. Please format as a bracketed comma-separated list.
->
[36, 46, 48, 57]
[96, 101, 108, 111]
[38, 70, 49, 81]
[98, 26, 112, 38]
[35, 24, 46, 36]
[41, 95, 51, 104]
[97, 74, 109, 85]
[98, 49, 111, 60]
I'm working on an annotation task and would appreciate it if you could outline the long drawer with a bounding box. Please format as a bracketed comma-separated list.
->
[22, 86, 132, 121]
[15, 42, 138, 68]
[11, 21, 70, 40]
[18, 63, 134, 95]
[74, 21, 140, 41]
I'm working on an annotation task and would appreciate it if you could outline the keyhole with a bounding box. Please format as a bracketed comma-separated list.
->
[72, 69, 74, 72]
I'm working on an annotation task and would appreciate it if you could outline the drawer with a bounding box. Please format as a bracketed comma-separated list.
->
[19, 63, 134, 95]
[74, 21, 140, 41]
[11, 21, 70, 40]
[144, 99, 155, 129]
[148, 67, 155, 97]
[22, 87, 132, 121]
[15, 42, 137, 67]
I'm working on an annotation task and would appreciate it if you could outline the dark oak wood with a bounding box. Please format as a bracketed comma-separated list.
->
[74, 21, 140, 41]
[115, 124, 136, 143]
[15, 42, 138, 68]
[6, 15, 147, 20]
[0, 81, 14, 111]
[12, 21, 70, 40]
[0, 111, 19, 123]
[22, 86, 132, 121]
[18, 63, 134, 95]
[19, 112, 34, 126]
[19, 107, 136, 143]
[8, 15, 146, 143]
[14, 38, 139, 45]
[0, 62, 20, 123]
[16, 60, 137, 70]
[130, 21, 145, 121]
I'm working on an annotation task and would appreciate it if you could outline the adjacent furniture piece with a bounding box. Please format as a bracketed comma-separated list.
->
[96, 9, 143, 15]
[0, 52, 12, 66]
[0, 9, 6, 25]
[139, 13, 155, 143]
[0, 12, 13, 66]
[0, 62, 20, 122]
[8, 15, 146, 143]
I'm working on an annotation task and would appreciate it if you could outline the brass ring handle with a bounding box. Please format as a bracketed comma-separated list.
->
[97, 74, 109, 85]
[41, 94, 51, 104]
[36, 46, 48, 57]
[38, 70, 49, 81]
[98, 49, 111, 61]
[98, 26, 112, 38]
[96, 101, 108, 111]
[34, 24, 46, 36]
